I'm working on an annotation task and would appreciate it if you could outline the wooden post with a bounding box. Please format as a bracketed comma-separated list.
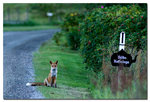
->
[118, 63, 124, 91]
[118, 32, 125, 91]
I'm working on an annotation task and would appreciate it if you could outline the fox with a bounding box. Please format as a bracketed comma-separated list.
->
[26, 60, 58, 88]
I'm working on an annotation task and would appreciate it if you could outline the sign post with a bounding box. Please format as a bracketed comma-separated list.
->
[118, 32, 125, 91]
[47, 12, 53, 23]
[110, 31, 137, 92]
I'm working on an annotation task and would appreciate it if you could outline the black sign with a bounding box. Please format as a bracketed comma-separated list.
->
[111, 49, 137, 67]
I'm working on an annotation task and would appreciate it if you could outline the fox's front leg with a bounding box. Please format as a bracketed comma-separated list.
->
[54, 77, 57, 88]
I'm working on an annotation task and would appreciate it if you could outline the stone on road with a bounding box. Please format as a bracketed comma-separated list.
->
[3, 29, 60, 99]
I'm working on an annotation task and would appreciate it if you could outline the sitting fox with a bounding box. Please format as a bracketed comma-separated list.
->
[26, 60, 58, 88]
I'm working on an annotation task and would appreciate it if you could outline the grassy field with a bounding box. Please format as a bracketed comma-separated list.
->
[3, 25, 60, 32]
[33, 40, 92, 99]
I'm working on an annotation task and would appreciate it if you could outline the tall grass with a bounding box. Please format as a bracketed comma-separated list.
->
[88, 44, 147, 99]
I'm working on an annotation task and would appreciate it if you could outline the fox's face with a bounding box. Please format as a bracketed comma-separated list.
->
[50, 60, 58, 69]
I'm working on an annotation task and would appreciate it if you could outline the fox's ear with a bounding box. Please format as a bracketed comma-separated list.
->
[55, 60, 58, 64]
[50, 61, 52, 64]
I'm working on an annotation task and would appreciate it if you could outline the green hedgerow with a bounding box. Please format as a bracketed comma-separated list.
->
[80, 4, 147, 72]
[61, 12, 85, 50]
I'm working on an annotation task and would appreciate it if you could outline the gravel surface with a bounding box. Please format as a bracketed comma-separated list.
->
[3, 29, 60, 99]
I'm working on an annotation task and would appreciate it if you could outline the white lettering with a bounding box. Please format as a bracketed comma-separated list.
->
[114, 60, 129, 64]
[118, 55, 126, 60]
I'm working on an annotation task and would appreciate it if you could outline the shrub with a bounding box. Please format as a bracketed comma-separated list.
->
[62, 12, 84, 31]
[66, 26, 81, 50]
[52, 32, 68, 47]
[80, 4, 147, 72]
[60, 12, 84, 50]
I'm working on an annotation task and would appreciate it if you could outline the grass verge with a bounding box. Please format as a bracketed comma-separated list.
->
[3, 25, 60, 32]
[33, 40, 92, 99]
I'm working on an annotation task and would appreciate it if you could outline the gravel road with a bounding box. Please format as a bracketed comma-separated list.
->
[3, 29, 60, 99]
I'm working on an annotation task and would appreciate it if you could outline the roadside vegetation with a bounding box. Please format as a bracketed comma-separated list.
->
[52, 4, 147, 99]
[3, 25, 59, 32]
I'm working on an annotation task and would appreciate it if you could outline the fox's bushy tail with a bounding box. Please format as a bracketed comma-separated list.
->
[26, 82, 45, 86]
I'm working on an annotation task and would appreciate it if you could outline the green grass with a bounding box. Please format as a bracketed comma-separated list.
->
[90, 80, 147, 99]
[33, 41, 92, 99]
[3, 25, 60, 32]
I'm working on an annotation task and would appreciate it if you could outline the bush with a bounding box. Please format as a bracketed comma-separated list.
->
[62, 12, 84, 31]
[52, 32, 68, 47]
[66, 26, 81, 50]
[60, 12, 84, 50]
[80, 4, 147, 72]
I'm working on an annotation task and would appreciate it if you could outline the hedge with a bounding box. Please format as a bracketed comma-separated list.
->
[61, 12, 85, 50]
[79, 4, 147, 72]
